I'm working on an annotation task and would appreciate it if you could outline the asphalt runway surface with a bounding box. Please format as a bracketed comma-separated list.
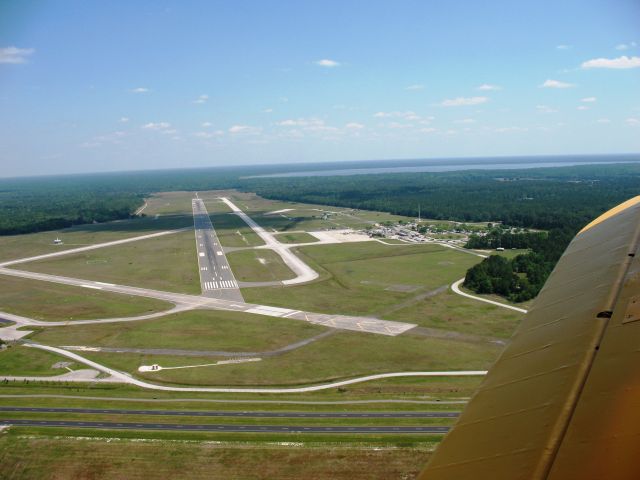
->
[0, 406, 459, 419]
[192, 198, 244, 301]
[0, 418, 450, 434]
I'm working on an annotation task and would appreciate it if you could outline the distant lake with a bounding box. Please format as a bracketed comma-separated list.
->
[247, 156, 640, 178]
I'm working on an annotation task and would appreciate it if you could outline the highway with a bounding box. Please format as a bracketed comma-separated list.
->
[0, 406, 459, 418]
[0, 418, 450, 434]
[192, 198, 243, 301]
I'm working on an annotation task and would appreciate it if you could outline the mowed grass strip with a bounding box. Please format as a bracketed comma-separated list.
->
[384, 290, 524, 339]
[274, 232, 319, 244]
[0, 346, 73, 377]
[226, 249, 295, 282]
[0, 434, 434, 480]
[29, 309, 327, 352]
[14, 230, 201, 294]
[209, 213, 265, 247]
[0, 276, 171, 321]
[80, 330, 499, 387]
[0, 214, 193, 263]
[242, 242, 482, 317]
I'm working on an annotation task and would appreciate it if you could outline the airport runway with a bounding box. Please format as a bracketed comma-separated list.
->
[192, 198, 243, 302]
[0, 406, 459, 419]
[0, 418, 450, 434]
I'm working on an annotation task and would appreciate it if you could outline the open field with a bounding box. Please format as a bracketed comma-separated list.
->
[0, 433, 434, 479]
[14, 230, 201, 294]
[78, 331, 499, 387]
[274, 231, 320, 244]
[0, 276, 171, 321]
[242, 242, 481, 317]
[0, 346, 74, 377]
[209, 213, 265, 247]
[0, 214, 193, 264]
[29, 310, 327, 352]
[384, 290, 524, 339]
[226, 249, 296, 282]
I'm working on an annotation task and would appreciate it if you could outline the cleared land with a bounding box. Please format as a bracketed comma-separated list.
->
[78, 331, 499, 387]
[209, 213, 265, 248]
[226, 249, 296, 282]
[0, 346, 72, 377]
[0, 215, 193, 264]
[274, 232, 320, 244]
[242, 242, 481, 317]
[0, 434, 434, 480]
[0, 276, 171, 321]
[29, 310, 327, 352]
[384, 290, 523, 339]
[14, 230, 201, 295]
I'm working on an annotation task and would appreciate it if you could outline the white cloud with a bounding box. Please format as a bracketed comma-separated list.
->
[440, 96, 488, 107]
[556, 44, 572, 50]
[536, 105, 558, 113]
[263, 108, 273, 113]
[477, 84, 501, 91]
[615, 41, 637, 51]
[142, 122, 171, 130]
[581, 55, 640, 69]
[119, 117, 130, 123]
[626, 117, 640, 126]
[577, 105, 589, 110]
[405, 84, 424, 91]
[130, 87, 150, 94]
[454, 118, 476, 124]
[0, 46, 34, 64]
[345, 122, 364, 130]
[193, 94, 209, 104]
[229, 125, 262, 134]
[373, 111, 420, 120]
[596, 118, 611, 124]
[194, 130, 224, 139]
[314, 59, 340, 68]
[540, 79, 575, 88]
[581, 97, 597, 103]
[420, 127, 437, 133]
[495, 126, 528, 133]
[201, 122, 213, 128]
[277, 118, 325, 127]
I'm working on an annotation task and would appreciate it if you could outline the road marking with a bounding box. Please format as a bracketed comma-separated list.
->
[216, 251, 222, 256]
[199, 252, 205, 257]
[81, 285, 102, 290]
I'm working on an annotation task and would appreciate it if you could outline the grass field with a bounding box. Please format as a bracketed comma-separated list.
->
[274, 232, 320, 244]
[77, 330, 499, 387]
[0, 346, 73, 377]
[209, 213, 265, 247]
[29, 310, 327, 352]
[0, 433, 434, 479]
[0, 276, 172, 321]
[242, 242, 481, 317]
[0, 215, 193, 264]
[14, 230, 201, 294]
[226, 249, 295, 282]
[384, 290, 524, 339]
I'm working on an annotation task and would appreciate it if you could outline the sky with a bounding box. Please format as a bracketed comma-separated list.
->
[1, 0, 639, 177]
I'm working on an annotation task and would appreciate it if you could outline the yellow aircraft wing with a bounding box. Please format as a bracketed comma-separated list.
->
[420, 196, 640, 480]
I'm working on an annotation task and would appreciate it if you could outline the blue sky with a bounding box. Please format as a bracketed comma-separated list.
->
[1, 0, 639, 177]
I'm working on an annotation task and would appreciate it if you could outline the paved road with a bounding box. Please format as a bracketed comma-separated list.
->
[0, 267, 415, 336]
[0, 406, 459, 418]
[192, 198, 243, 301]
[219, 197, 319, 285]
[0, 229, 187, 268]
[0, 418, 449, 434]
[451, 278, 528, 313]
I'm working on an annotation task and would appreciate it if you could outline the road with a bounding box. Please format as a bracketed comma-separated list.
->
[219, 197, 319, 285]
[0, 406, 459, 418]
[0, 418, 450, 434]
[192, 198, 243, 301]
[451, 278, 528, 313]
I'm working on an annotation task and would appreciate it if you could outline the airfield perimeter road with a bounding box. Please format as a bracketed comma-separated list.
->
[0, 406, 459, 419]
[192, 198, 243, 301]
[0, 418, 449, 434]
